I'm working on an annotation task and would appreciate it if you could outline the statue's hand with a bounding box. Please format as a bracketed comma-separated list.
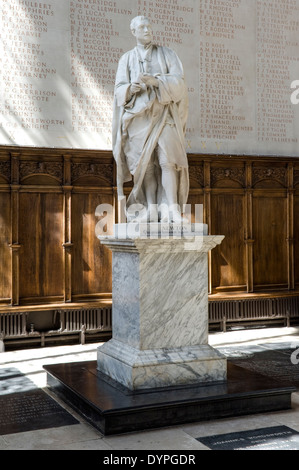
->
[139, 74, 159, 87]
[130, 82, 142, 94]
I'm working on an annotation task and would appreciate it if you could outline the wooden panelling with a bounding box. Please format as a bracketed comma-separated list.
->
[0, 146, 298, 322]
[19, 192, 64, 301]
[0, 147, 114, 309]
[188, 154, 298, 295]
[295, 195, 299, 286]
[0, 192, 11, 302]
[71, 192, 112, 299]
[211, 193, 246, 291]
[209, 159, 246, 293]
[294, 166, 299, 286]
[252, 194, 288, 289]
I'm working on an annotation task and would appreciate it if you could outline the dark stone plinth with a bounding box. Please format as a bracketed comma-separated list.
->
[44, 361, 296, 436]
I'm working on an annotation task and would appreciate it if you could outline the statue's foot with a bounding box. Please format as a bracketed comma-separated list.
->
[148, 205, 158, 223]
[131, 213, 147, 223]
[131, 206, 159, 223]
[160, 210, 169, 223]
[171, 212, 189, 224]
[160, 208, 189, 224]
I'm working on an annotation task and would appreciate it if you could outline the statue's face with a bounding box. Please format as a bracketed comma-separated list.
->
[132, 20, 153, 45]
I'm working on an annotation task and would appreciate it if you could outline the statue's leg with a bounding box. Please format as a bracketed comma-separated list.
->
[159, 163, 183, 223]
[143, 162, 157, 206]
[142, 162, 159, 222]
[157, 142, 181, 222]
[157, 124, 188, 223]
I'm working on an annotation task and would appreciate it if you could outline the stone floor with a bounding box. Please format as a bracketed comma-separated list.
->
[1, 326, 299, 451]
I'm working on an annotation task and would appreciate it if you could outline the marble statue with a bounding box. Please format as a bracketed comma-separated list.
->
[112, 16, 189, 223]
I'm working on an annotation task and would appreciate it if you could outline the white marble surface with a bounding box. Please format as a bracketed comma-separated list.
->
[97, 339, 226, 390]
[98, 233, 226, 390]
[100, 234, 225, 350]
[110, 249, 209, 349]
[100, 233, 224, 253]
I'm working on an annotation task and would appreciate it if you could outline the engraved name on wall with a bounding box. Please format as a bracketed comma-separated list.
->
[0, 0, 299, 155]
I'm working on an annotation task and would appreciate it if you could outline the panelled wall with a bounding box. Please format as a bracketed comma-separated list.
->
[0, 146, 114, 347]
[187, 155, 296, 294]
[188, 154, 299, 330]
[0, 147, 114, 307]
[0, 146, 299, 346]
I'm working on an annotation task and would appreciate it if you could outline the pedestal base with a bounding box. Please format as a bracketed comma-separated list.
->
[97, 339, 227, 390]
[44, 361, 296, 436]
[98, 232, 226, 390]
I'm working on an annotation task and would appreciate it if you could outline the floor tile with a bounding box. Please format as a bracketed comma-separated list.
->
[103, 428, 205, 450]
[2, 424, 103, 449]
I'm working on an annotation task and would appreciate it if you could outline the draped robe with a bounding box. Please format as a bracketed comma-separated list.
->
[112, 44, 189, 216]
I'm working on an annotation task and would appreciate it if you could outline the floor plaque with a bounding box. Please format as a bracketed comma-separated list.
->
[197, 426, 299, 450]
[0, 389, 79, 435]
[231, 345, 299, 388]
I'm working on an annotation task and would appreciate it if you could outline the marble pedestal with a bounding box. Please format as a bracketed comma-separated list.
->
[97, 224, 226, 390]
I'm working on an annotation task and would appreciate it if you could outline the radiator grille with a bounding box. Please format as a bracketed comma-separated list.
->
[58, 307, 112, 332]
[209, 296, 299, 330]
[0, 312, 27, 337]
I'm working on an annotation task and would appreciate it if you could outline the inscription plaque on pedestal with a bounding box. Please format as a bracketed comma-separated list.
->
[1, 0, 299, 156]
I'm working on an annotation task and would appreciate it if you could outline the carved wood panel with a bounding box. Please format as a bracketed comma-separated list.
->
[252, 166, 287, 188]
[71, 192, 113, 298]
[20, 161, 63, 182]
[210, 193, 246, 290]
[71, 162, 113, 185]
[294, 195, 299, 286]
[0, 193, 11, 301]
[252, 195, 288, 288]
[211, 166, 245, 188]
[0, 161, 11, 182]
[18, 192, 64, 301]
[0, 147, 298, 309]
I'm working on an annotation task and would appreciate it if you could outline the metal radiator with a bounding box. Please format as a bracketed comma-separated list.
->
[58, 307, 112, 333]
[209, 296, 299, 331]
[0, 312, 27, 338]
[0, 307, 112, 350]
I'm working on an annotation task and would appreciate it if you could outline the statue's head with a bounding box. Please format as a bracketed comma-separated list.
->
[130, 16, 153, 46]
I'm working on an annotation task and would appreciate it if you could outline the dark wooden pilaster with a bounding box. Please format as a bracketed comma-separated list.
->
[63, 155, 73, 303]
[245, 162, 254, 293]
[10, 153, 21, 305]
[287, 163, 295, 290]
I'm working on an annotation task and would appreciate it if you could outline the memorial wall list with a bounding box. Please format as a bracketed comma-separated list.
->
[0, 1, 69, 147]
[199, 0, 255, 152]
[0, 0, 299, 156]
[257, 0, 299, 146]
